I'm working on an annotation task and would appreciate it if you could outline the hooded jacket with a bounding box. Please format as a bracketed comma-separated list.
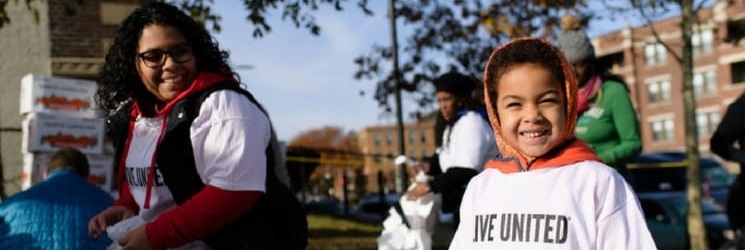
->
[0, 170, 114, 249]
[448, 38, 655, 250]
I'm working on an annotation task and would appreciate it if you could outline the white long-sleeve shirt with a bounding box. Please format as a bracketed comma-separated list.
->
[449, 161, 657, 250]
[438, 111, 498, 172]
[126, 90, 270, 222]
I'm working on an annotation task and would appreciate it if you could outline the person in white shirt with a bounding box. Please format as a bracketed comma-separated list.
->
[448, 37, 656, 250]
[87, 2, 306, 249]
[406, 72, 499, 231]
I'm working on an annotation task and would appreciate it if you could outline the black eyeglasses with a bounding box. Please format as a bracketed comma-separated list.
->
[137, 46, 193, 68]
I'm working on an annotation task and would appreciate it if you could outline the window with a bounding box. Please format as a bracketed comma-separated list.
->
[644, 43, 666, 66]
[650, 119, 674, 142]
[374, 133, 381, 146]
[386, 132, 393, 145]
[408, 131, 415, 144]
[420, 130, 427, 143]
[647, 80, 671, 103]
[696, 111, 720, 137]
[693, 70, 717, 96]
[726, 19, 745, 44]
[692, 29, 714, 55]
[731, 61, 745, 84]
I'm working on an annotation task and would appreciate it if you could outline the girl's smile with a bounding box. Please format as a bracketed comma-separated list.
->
[496, 63, 566, 158]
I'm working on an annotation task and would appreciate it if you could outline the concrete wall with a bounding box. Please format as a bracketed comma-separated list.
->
[0, 1, 52, 196]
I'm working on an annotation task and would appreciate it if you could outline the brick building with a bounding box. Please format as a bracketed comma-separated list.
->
[357, 120, 437, 193]
[591, 1, 745, 171]
[356, 1, 745, 192]
[0, 1, 140, 195]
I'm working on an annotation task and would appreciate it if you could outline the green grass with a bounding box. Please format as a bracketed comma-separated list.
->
[307, 213, 453, 250]
[308, 213, 382, 250]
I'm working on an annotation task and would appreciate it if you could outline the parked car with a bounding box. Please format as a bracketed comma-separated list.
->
[350, 192, 454, 226]
[304, 197, 342, 215]
[626, 152, 736, 207]
[350, 192, 402, 222]
[638, 192, 735, 250]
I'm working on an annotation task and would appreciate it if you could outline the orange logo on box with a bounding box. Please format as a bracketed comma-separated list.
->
[40, 133, 97, 149]
[87, 174, 106, 185]
[36, 96, 90, 110]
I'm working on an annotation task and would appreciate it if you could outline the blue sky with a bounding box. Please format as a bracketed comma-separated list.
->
[211, 1, 633, 142]
[212, 1, 403, 142]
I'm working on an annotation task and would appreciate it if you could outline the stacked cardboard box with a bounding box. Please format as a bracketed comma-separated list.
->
[19, 74, 114, 192]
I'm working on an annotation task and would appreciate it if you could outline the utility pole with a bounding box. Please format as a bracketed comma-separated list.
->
[388, 0, 407, 193]
[0, 92, 6, 199]
[0, 133, 5, 199]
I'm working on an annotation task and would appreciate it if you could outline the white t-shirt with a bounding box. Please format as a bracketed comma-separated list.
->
[125, 90, 270, 221]
[449, 161, 657, 250]
[438, 111, 498, 172]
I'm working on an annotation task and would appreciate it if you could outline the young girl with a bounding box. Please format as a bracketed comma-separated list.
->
[448, 38, 655, 249]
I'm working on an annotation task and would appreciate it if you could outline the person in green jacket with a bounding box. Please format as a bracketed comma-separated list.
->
[557, 13, 642, 177]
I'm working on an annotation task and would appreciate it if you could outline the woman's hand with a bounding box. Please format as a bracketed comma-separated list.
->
[405, 182, 430, 200]
[416, 161, 431, 173]
[118, 224, 153, 250]
[88, 205, 135, 239]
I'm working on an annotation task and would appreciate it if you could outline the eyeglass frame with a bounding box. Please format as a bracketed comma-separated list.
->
[137, 46, 194, 68]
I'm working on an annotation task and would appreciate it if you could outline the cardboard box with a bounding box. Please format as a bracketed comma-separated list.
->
[21, 152, 115, 192]
[22, 113, 105, 154]
[87, 154, 115, 192]
[21, 153, 50, 190]
[19, 74, 98, 117]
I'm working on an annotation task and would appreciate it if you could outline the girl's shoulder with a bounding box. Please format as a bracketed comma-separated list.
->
[193, 89, 270, 128]
[200, 89, 264, 114]
[562, 159, 615, 172]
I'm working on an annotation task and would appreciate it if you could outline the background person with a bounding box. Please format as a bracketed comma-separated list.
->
[557, 14, 642, 179]
[406, 72, 499, 231]
[710, 92, 745, 244]
[449, 37, 655, 249]
[87, 2, 306, 249]
[0, 148, 114, 249]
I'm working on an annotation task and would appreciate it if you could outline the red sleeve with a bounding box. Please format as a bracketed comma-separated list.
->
[112, 179, 139, 214]
[145, 185, 262, 250]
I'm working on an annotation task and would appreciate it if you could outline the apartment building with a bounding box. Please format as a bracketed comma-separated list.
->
[356, 1, 745, 191]
[357, 120, 437, 193]
[592, 1, 745, 161]
[0, 0, 140, 195]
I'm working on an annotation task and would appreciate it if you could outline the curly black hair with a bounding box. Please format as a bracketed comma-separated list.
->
[96, 2, 236, 114]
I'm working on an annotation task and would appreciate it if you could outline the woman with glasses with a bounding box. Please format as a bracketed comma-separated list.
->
[87, 2, 306, 249]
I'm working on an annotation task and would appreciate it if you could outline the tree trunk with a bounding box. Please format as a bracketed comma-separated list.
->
[680, 0, 708, 249]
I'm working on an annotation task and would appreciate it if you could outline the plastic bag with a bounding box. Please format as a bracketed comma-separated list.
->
[377, 185, 440, 250]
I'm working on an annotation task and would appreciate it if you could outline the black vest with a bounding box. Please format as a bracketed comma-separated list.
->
[109, 83, 307, 249]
